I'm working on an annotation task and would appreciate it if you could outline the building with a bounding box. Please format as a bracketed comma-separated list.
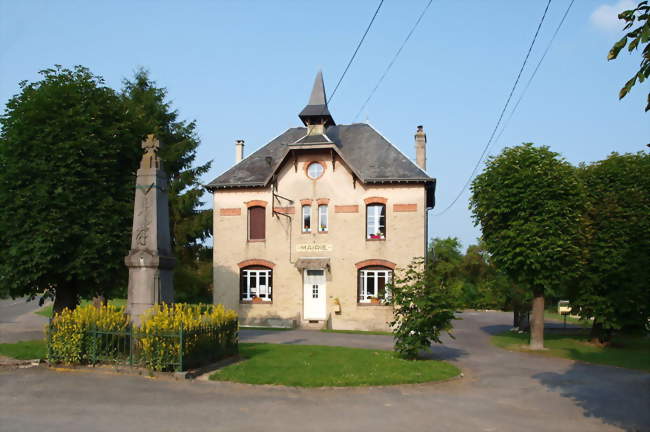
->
[206, 72, 436, 331]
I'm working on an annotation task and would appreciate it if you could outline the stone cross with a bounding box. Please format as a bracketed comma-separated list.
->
[125, 134, 175, 324]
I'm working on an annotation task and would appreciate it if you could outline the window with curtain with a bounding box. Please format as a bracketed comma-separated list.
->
[358, 267, 392, 303]
[318, 204, 328, 232]
[240, 266, 272, 302]
[302, 205, 311, 232]
[366, 204, 386, 239]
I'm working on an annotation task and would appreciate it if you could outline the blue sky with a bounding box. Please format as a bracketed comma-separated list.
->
[1, 0, 648, 249]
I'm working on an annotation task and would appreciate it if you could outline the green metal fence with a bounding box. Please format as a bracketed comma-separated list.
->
[48, 321, 238, 372]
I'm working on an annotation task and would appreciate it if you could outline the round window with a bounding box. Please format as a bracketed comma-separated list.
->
[307, 162, 324, 179]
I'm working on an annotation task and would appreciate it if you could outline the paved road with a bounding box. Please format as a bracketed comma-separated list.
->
[0, 311, 648, 432]
[0, 298, 49, 343]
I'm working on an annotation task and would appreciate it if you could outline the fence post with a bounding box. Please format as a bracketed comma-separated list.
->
[91, 324, 96, 365]
[129, 324, 134, 366]
[178, 323, 184, 372]
[47, 318, 52, 363]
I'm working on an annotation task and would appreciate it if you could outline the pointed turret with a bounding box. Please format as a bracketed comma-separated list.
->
[299, 71, 335, 128]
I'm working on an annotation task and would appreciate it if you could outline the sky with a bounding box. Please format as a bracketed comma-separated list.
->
[1, 0, 648, 250]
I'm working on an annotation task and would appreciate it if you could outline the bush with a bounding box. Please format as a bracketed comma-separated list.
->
[389, 258, 458, 359]
[48, 304, 129, 364]
[47, 303, 238, 371]
[139, 303, 238, 370]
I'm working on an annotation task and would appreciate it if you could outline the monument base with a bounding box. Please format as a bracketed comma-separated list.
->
[125, 251, 175, 325]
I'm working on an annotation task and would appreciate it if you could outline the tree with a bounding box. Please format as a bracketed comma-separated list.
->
[121, 70, 213, 303]
[571, 152, 650, 342]
[608, 1, 650, 111]
[470, 143, 585, 350]
[460, 242, 511, 312]
[0, 66, 139, 314]
[389, 257, 458, 359]
[428, 237, 463, 292]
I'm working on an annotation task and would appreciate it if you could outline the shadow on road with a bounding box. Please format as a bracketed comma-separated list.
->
[422, 344, 467, 362]
[533, 363, 650, 432]
[480, 324, 511, 336]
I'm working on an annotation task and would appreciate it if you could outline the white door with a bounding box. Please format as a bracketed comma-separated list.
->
[303, 269, 327, 320]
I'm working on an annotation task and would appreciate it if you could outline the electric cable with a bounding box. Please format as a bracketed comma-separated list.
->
[354, 0, 435, 121]
[433, 0, 553, 217]
[492, 0, 576, 147]
[328, 0, 385, 104]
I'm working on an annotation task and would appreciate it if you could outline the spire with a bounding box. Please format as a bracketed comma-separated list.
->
[299, 70, 335, 128]
[308, 70, 327, 106]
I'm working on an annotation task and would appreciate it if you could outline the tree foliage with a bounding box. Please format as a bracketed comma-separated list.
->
[607, 1, 650, 111]
[469, 143, 586, 349]
[571, 152, 650, 341]
[389, 257, 458, 359]
[427, 238, 510, 311]
[0, 66, 139, 312]
[121, 70, 213, 303]
[0, 65, 214, 309]
[121, 70, 212, 261]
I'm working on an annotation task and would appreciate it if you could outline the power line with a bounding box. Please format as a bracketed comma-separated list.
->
[328, 0, 385, 104]
[492, 0, 575, 146]
[433, 0, 553, 217]
[354, 0, 435, 121]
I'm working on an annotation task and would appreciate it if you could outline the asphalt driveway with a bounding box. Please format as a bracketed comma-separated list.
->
[0, 298, 49, 343]
[0, 310, 648, 432]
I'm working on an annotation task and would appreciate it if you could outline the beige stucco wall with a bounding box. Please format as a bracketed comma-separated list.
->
[212, 150, 427, 331]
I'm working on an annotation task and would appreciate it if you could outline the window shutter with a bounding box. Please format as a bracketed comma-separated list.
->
[249, 206, 265, 240]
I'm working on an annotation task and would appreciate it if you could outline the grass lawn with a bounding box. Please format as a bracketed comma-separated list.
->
[544, 310, 588, 326]
[210, 343, 460, 387]
[0, 340, 47, 360]
[320, 329, 392, 336]
[36, 298, 126, 318]
[492, 330, 650, 372]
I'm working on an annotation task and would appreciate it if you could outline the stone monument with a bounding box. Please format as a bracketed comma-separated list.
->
[125, 134, 175, 324]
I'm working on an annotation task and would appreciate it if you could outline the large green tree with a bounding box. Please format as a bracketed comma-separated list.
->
[121, 70, 213, 303]
[470, 143, 585, 349]
[608, 1, 650, 111]
[571, 152, 650, 341]
[0, 66, 139, 313]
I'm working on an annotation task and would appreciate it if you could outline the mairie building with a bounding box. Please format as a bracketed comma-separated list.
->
[207, 72, 436, 331]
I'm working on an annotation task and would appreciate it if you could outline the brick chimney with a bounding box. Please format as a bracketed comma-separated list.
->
[415, 125, 426, 171]
[235, 140, 245, 164]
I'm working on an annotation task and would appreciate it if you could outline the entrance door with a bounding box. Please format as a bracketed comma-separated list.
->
[303, 269, 326, 320]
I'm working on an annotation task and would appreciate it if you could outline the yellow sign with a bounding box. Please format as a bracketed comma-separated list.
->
[296, 244, 333, 252]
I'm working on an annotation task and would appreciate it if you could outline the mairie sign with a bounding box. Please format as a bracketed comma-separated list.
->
[296, 244, 333, 252]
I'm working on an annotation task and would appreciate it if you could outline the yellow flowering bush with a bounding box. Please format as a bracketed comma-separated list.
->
[47, 303, 238, 371]
[47, 304, 129, 364]
[138, 303, 238, 371]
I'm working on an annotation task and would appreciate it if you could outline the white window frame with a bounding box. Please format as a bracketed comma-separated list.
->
[366, 204, 386, 239]
[302, 205, 311, 233]
[359, 269, 392, 303]
[241, 269, 272, 301]
[307, 162, 324, 179]
[318, 204, 328, 232]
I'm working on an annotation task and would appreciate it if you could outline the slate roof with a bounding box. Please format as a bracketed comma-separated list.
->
[206, 123, 435, 190]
